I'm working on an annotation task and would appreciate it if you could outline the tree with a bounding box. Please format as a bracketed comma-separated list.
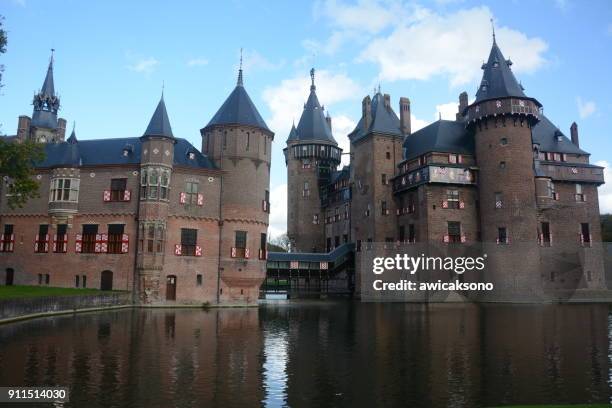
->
[0, 139, 44, 209]
[602, 214, 612, 242]
[269, 233, 290, 252]
[0, 15, 6, 89]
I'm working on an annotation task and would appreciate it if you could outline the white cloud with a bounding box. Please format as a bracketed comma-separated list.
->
[187, 57, 209, 67]
[596, 161, 612, 214]
[126, 53, 159, 76]
[240, 49, 285, 72]
[359, 6, 548, 86]
[262, 70, 362, 138]
[313, 0, 405, 34]
[331, 114, 356, 166]
[435, 101, 458, 120]
[411, 114, 428, 132]
[268, 183, 288, 238]
[577, 97, 596, 119]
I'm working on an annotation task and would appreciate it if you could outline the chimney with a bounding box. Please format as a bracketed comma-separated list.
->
[570, 122, 579, 147]
[326, 113, 332, 130]
[17, 115, 31, 142]
[57, 118, 67, 142]
[399, 97, 411, 136]
[457, 91, 468, 120]
[362, 96, 372, 130]
[383, 93, 391, 109]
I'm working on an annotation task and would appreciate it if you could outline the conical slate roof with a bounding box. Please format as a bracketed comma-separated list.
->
[205, 69, 270, 132]
[67, 126, 78, 144]
[143, 96, 174, 138]
[31, 53, 60, 129]
[475, 39, 527, 104]
[290, 69, 336, 144]
[287, 123, 298, 141]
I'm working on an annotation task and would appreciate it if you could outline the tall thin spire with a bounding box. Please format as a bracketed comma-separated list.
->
[310, 67, 316, 91]
[490, 18, 496, 44]
[237, 48, 244, 87]
[32, 49, 60, 128]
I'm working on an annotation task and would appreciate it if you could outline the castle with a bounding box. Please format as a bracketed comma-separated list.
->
[285, 37, 607, 301]
[0, 54, 273, 305]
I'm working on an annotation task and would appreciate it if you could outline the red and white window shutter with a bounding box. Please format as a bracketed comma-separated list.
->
[95, 234, 108, 253]
[121, 234, 129, 253]
[197, 194, 204, 206]
[320, 261, 328, 270]
[75, 234, 82, 253]
[245, 248, 250, 259]
[459, 201, 465, 209]
[123, 190, 131, 201]
[103, 190, 111, 202]
[179, 192, 187, 204]
[231, 247, 237, 258]
[195, 245, 202, 256]
[442, 201, 448, 209]
[290, 261, 299, 269]
[174, 244, 182, 255]
[443, 234, 449, 243]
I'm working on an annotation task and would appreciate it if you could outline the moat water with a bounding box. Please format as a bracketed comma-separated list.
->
[0, 301, 610, 408]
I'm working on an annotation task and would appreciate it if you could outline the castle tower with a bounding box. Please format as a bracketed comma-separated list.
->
[27, 51, 67, 143]
[464, 34, 542, 300]
[200, 62, 273, 304]
[284, 68, 341, 252]
[137, 94, 176, 303]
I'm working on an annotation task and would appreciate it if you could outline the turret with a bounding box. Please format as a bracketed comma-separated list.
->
[137, 94, 176, 303]
[200, 58, 273, 304]
[465, 29, 542, 300]
[284, 68, 341, 252]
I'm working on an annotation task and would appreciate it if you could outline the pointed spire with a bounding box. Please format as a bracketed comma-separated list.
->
[291, 68, 336, 144]
[31, 49, 60, 129]
[143, 95, 174, 138]
[237, 48, 244, 87]
[490, 18, 496, 44]
[67, 121, 78, 144]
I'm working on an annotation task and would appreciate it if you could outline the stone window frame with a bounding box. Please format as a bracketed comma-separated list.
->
[140, 167, 171, 201]
[49, 177, 80, 203]
[138, 221, 166, 254]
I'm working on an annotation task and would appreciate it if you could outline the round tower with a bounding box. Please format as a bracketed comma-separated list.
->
[284, 68, 341, 252]
[137, 95, 176, 303]
[200, 63, 274, 304]
[465, 35, 542, 300]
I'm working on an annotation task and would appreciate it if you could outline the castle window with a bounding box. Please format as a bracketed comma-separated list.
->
[356, 239, 362, 252]
[335, 207, 340, 222]
[246, 132, 250, 151]
[381, 174, 388, 185]
[446, 189, 460, 209]
[49, 178, 79, 202]
[82, 275, 87, 288]
[541, 222, 551, 246]
[197, 274, 203, 286]
[500, 138, 508, 146]
[575, 184, 586, 202]
[409, 224, 416, 243]
[54, 224, 68, 253]
[160, 170, 170, 200]
[499, 161, 506, 169]
[110, 178, 127, 201]
[335, 236, 340, 248]
[35, 224, 49, 253]
[233, 230, 248, 258]
[313, 214, 319, 224]
[181, 228, 198, 256]
[148, 169, 159, 199]
[365, 204, 371, 217]
[156, 224, 165, 253]
[344, 204, 349, 219]
[343, 234, 348, 243]
[495, 192, 503, 209]
[447, 222, 461, 243]
[497, 227, 508, 244]
[386, 152, 391, 160]
[303, 182, 310, 198]
[75, 275, 80, 288]
[185, 182, 199, 205]
[263, 137, 267, 155]
[399, 225, 405, 242]
[223, 131, 228, 149]
[580, 223, 591, 245]
[107, 224, 125, 254]
[381, 201, 388, 215]
[81, 224, 98, 254]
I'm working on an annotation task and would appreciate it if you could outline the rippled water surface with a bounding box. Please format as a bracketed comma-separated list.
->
[0, 302, 610, 407]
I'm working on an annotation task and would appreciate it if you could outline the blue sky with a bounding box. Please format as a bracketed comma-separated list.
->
[1, 0, 611, 236]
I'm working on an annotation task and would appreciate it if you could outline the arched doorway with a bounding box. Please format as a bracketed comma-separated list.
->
[166, 275, 177, 301]
[100, 270, 113, 291]
[5, 268, 14, 286]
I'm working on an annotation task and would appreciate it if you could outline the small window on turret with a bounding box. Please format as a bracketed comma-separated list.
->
[500, 138, 508, 146]
[188, 152, 195, 160]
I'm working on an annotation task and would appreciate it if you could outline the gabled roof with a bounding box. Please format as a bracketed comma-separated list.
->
[205, 70, 270, 132]
[349, 93, 402, 142]
[474, 39, 532, 104]
[402, 119, 473, 161]
[143, 96, 174, 138]
[291, 70, 336, 144]
[36, 137, 215, 169]
[532, 115, 588, 155]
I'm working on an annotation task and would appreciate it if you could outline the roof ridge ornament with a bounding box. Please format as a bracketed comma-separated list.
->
[310, 67, 315, 91]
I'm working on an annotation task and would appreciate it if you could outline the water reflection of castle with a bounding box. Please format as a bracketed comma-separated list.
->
[0, 305, 609, 407]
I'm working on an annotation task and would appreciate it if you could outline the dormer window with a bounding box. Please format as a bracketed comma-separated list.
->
[122, 144, 133, 157]
[188, 152, 195, 160]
